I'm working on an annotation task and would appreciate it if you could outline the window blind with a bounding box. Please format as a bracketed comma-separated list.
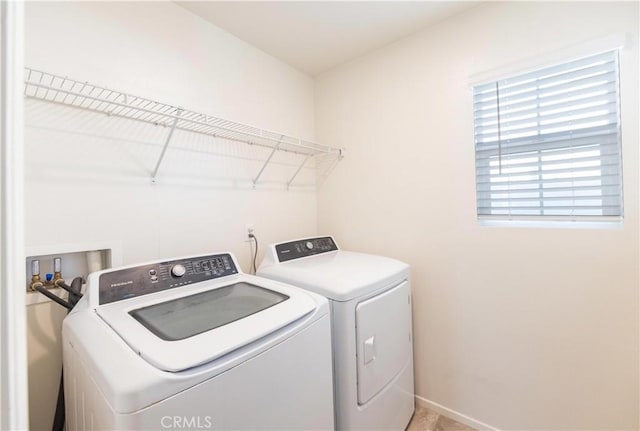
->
[473, 50, 623, 220]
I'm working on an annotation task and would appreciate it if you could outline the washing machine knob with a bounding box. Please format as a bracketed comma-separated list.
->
[171, 264, 186, 277]
[305, 241, 314, 250]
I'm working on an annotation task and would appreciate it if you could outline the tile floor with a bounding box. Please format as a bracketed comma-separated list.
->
[406, 406, 477, 431]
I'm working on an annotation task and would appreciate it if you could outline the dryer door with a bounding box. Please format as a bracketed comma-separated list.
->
[355, 280, 411, 405]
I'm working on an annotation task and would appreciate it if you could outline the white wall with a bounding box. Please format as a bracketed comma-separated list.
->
[24, 2, 318, 429]
[315, 2, 639, 430]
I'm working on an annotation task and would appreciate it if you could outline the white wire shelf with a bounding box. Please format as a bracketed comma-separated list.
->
[24, 67, 343, 186]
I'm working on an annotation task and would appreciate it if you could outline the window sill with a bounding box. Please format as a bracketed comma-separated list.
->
[478, 218, 623, 230]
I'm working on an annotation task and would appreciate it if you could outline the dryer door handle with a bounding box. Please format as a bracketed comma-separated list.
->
[363, 335, 376, 365]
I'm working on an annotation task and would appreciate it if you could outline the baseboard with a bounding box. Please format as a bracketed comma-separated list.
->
[415, 395, 501, 431]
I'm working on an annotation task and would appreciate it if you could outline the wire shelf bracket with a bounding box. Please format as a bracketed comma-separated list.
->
[151, 109, 183, 183]
[23, 68, 344, 187]
[286, 155, 310, 191]
[253, 136, 283, 188]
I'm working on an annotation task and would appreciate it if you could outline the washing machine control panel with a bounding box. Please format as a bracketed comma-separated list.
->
[99, 253, 238, 305]
[275, 236, 338, 262]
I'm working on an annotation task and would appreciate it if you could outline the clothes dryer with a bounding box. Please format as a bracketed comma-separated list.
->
[63, 252, 334, 430]
[258, 236, 414, 430]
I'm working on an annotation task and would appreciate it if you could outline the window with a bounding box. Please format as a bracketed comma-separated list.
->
[473, 50, 623, 221]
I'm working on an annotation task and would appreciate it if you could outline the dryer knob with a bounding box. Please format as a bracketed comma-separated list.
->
[305, 241, 314, 250]
[171, 264, 186, 277]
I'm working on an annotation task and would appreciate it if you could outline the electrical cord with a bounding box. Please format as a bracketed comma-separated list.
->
[249, 233, 258, 275]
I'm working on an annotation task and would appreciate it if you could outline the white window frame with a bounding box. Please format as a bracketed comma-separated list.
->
[473, 49, 623, 227]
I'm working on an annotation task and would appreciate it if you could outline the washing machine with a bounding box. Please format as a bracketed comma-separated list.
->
[62, 252, 334, 430]
[257, 236, 415, 430]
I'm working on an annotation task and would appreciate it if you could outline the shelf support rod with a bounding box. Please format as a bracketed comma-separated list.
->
[151, 109, 183, 183]
[252, 136, 283, 188]
[286, 155, 310, 190]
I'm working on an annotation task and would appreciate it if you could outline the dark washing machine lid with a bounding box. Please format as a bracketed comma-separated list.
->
[129, 282, 288, 341]
[97, 276, 316, 372]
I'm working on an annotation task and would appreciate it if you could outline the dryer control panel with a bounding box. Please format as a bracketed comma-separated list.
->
[275, 237, 338, 262]
[99, 253, 238, 305]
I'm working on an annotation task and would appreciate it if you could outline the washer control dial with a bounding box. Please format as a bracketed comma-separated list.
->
[171, 264, 186, 277]
[305, 241, 314, 250]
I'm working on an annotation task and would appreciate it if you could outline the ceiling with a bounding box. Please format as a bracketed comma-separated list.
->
[177, 1, 480, 76]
